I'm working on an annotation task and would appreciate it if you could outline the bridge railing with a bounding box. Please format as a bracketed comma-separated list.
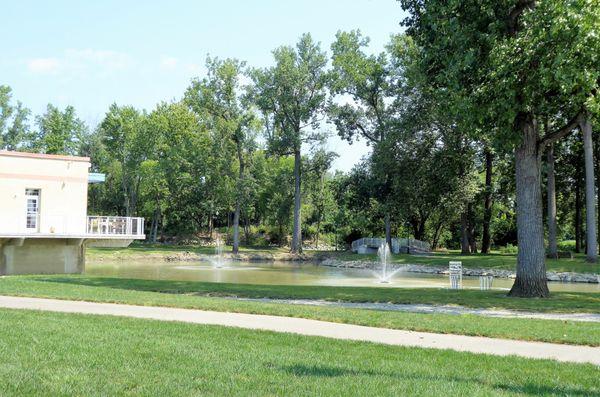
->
[351, 237, 430, 253]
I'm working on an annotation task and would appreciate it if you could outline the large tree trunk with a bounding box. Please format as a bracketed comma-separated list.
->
[417, 220, 426, 242]
[149, 214, 156, 243]
[481, 148, 493, 254]
[278, 222, 284, 247]
[597, 149, 600, 257]
[226, 211, 230, 236]
[315, 216, 321, 250]
[232, 203, 241, 254]
[460, 211, 470, 255]
[508, 116, 549, 298]
[580, 114, 597, 263]
[469, 230, 477, 254]
[243, 214, 251, 245]
[131, 179, 139, 216]
[232, 146, 245, 254]
[467, 203, 477, 254]
[151, 206, 160, 243]
[546, 144, 558, 259]
[431, 220, 444, 251]
[410, 215, 426, 242]
[575, 166, 583, 253]
[123, 180, 131, 217]
[291, 148, 302, 253]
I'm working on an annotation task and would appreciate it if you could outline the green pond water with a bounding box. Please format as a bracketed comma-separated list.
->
[85, 259, 600, 293]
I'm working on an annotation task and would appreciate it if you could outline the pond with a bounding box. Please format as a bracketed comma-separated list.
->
[85, 259, 600, 293]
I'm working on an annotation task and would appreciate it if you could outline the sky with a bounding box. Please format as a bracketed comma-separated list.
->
[1, 0, 406, 171]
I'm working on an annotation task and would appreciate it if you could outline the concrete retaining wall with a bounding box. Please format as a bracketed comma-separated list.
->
[0, 238, 84, 275]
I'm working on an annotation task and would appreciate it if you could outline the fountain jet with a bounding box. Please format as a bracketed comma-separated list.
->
[212, 237, 226, 268]
[374, 241, 403, 283]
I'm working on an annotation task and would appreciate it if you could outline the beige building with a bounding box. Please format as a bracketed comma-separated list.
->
[0, 150, 144, 274]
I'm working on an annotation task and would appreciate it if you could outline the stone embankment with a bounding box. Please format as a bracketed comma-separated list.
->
[92, 250, 316, 262]
[319, 258, 600, 284]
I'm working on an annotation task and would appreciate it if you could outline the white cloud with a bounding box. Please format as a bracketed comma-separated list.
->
[160, 56, 179, 70]
[26, 49, 133, 76]
[64, 49, 133, 71]
[27, 58, 60, 74]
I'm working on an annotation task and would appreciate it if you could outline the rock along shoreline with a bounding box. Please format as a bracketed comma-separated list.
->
[319, 258, 600, 284]
[90, 251, 600, 284]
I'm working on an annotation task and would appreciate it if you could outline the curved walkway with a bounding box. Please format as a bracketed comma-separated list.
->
[233, 297, 600, 322]
[0, 295, 598, 366]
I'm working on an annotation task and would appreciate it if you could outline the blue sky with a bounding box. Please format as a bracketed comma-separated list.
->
[1, 0, 405, 171]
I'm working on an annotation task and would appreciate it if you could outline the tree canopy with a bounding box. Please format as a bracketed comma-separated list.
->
[3, 8, 599, 298]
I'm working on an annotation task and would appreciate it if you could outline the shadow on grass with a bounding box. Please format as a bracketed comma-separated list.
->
[26, 275, 600, 313]
[279, 364, 596, 396]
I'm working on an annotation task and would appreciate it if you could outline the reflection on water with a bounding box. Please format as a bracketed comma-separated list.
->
[85, 259, 600, 293]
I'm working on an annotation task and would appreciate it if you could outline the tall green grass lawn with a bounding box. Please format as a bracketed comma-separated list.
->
[0, 309, 598, 396]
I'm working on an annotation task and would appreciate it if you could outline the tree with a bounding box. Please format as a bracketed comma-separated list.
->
[546, 143, 558, 258]
[386, 32, 479, 249]
[382, 113, 477, 245]
[185, 57, 257, 253]
[563, 135, 587, 253]
[305, 148, 338, 248]
[0, 86, 10, 137]
[139, 159, 169, 242]
[328, 30, 397, 247]
[98, 105, 148, 217]
[0, 85, 30, 151]
[400, 0, 600, 297]
[481, 147, 494, 254]
[250, 33, 329, 253]
[579, 112, 597, 262]
[147, 102, 213, 235]
[32, 104, 86, 155]
[258, 156, 295, 246]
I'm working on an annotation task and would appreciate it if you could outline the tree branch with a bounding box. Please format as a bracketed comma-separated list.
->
[538, 111, 582, 149]
[507, 0, 536, 36]
[355, 122, 377, 143]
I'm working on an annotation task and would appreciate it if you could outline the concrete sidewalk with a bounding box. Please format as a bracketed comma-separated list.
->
[0, 295, 598, 366]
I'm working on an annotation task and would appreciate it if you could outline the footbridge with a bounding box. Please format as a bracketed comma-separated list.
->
[351, 237, 430, 255]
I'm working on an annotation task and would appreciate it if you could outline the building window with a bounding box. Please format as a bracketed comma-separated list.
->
[25, 188, 40, 196]
[25, 189, 41, 231]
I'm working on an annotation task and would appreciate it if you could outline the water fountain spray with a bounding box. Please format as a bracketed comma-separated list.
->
[374, 241, 404, 283]
[213, 237, 225, 268]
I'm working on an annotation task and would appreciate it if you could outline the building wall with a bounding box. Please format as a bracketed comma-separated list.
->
[0, 238, 84, 275]
[0, 152, 90, 235]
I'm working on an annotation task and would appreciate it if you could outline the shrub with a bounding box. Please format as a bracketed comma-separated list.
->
[500, 244, 518, 254]
[557, 240, 577, 252]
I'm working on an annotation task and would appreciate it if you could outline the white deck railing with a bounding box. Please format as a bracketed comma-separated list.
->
[87, 216, 144, 237]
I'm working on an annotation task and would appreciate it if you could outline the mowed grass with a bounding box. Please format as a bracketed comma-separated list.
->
[9, 275, 599, 313]
[88, 244, 600, 274]
[0, 309, 598, 396]
[1, 276, 599, 346]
